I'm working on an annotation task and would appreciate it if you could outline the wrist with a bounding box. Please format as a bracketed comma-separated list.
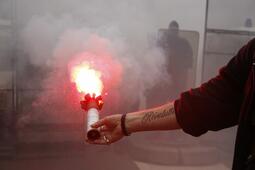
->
[121, 113, 131, 136]
[125, 112, 142, 134]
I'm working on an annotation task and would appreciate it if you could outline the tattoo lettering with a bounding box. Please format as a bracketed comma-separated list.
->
[141, 107, 174, 124]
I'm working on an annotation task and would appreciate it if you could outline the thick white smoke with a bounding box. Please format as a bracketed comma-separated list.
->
[16, 5, 169, 125]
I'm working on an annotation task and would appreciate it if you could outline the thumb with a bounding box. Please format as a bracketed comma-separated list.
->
[91, 117, 108, 128]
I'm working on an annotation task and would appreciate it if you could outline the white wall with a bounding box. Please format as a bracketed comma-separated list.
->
[208, 0, 255, 30]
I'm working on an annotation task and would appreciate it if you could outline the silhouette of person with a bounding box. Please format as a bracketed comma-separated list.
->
[158, 20, 193, 98]
[245, 18, 253, 28]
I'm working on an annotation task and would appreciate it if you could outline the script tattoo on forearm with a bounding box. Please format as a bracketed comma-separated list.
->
[141, 107, 175, 124]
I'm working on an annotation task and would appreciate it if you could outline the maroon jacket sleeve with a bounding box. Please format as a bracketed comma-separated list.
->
[174, 38, 255, 137]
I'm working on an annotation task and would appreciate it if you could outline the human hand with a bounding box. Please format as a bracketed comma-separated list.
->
[86, 114, 124, 145]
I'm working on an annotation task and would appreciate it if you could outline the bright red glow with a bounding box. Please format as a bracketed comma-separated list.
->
[70, 62, 103, 96]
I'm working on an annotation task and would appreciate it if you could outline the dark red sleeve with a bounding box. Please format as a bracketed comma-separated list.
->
[174, 38, 255, 137]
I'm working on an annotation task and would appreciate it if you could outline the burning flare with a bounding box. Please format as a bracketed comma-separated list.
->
[70, 62, 103, 96]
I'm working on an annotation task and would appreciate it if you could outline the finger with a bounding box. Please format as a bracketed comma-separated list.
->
[102, 132, 113, 144]
[85, 132, 111, 145]
[99, 125, 110, 132]
[91, 118, 107, 128]
[85, 137, 104, 145]
[87, 136, 110, 145]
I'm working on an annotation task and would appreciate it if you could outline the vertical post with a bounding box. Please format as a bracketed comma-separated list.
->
[11, 0, 17, 147]
[201, 0, 209, 83]
[195, 0, 209, 86]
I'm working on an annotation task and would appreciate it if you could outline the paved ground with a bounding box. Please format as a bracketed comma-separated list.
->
[0, 159, 231, 170]
[0, 125, 235, 170]
[136, 162, 230, 170]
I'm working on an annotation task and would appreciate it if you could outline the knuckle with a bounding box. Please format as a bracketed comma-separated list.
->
[104, 117, 111, 124]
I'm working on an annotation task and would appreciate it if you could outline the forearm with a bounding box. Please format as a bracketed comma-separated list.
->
[125, 102, 180, 133]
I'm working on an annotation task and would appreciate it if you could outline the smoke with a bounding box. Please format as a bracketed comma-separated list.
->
[16, 1, 169, 125]
[1, 0, 240, 168]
